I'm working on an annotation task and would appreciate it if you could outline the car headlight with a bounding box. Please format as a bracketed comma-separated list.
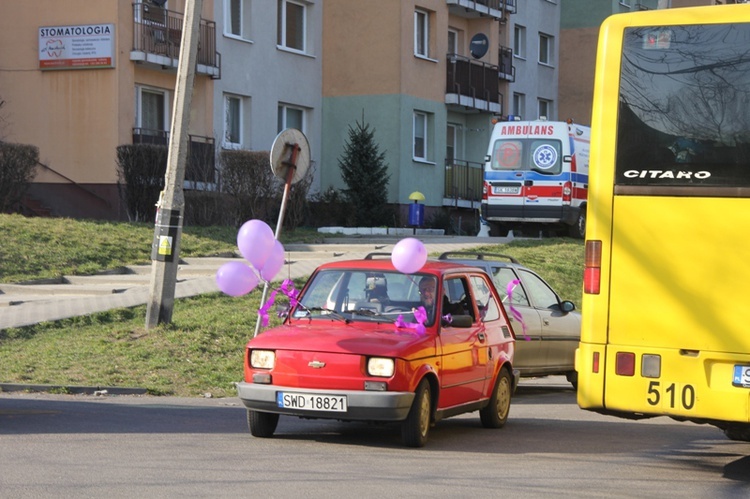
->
[250, 350, 275, 369]
[367, 357, 395, 377]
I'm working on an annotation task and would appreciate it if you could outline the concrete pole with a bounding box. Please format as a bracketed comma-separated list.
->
[145, 0, 203, 329]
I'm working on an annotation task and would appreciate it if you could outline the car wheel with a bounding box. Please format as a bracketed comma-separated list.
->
[480, 368, 512, 429]
[247, 410, 279, 438]
[568, 208, 586, 239]
[401, 379, 431, 448]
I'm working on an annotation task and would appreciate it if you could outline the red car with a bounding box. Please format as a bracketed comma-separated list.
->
[236, 255, 518, 447]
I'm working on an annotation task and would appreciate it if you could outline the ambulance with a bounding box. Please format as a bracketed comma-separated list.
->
[481, 119, 590, 238]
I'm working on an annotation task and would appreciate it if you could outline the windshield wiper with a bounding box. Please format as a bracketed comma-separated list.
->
[350, 308, 396, 323]
[304, 307, 351, 324]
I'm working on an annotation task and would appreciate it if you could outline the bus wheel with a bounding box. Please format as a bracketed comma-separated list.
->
[568, 209, 586, 239]
[724, 424, 750, 441]
[489, 222, 509, 237]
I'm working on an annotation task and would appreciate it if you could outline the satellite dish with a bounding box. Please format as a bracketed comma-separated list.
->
[470, 33, 489, 59]
[269, 128, 310, 185]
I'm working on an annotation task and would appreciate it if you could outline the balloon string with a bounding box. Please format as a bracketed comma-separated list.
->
[506, 279, 530, 341]
[258, 279, 298, 327]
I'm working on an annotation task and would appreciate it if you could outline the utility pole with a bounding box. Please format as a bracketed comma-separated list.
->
[145, 0, 203, 329]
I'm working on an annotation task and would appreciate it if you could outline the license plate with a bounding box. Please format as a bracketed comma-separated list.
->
[732, 365, 750, 387]
[492, 185, 521, 195]
[276, 392, 348, 412]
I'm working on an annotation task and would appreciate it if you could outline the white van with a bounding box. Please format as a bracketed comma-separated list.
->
[480, 120, 590, 238]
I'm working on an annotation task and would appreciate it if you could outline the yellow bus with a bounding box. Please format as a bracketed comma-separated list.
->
[576, 3, 750, 441]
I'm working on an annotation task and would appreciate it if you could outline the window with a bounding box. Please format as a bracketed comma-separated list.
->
[538, 98, 552, 120]
[225, 0, 245, 38]
[135, 86, 169, 134]
[513, 24, 526, 58]
[414, 9, 429, 57]
[447, 29, 458, 55]
[470, 275, 500, 322]
[278, 103, 305, 133]
[413, 111, 428, 160]
[224, 94, 242, 148]
[491, 267, 530, 307]
[277, 0, 306, 52]
[512, 93, 525, 119]
[519, 270, 560, 309]
[446, 124, 457, 163]
[539, 33, 554, 65]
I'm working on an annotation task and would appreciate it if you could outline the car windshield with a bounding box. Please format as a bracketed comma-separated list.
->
[292, 269, 435, 324]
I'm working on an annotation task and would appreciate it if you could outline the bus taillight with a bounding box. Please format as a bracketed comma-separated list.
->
[584, 240, 602, 294]
[615, 352, 635, 376]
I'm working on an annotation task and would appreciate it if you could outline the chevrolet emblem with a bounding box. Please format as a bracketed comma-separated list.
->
[308, 360, 326, 369]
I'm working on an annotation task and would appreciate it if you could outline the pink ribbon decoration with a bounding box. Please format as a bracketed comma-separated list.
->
[506, 279, 530, 341]
[258, 279, 299, 327]
[394, 306, 427, 335]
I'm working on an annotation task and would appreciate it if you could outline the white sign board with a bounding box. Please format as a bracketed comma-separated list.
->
[39, 24, 115, 70]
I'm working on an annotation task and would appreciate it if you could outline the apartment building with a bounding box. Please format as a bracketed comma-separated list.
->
[212, 0, 322, 186]
[0, 0, 220, 219]
[507, 0, 560, 122]
[320, 0, 517, 224]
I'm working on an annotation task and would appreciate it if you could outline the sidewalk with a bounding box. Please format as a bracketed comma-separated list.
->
[0, 235, 507, 330]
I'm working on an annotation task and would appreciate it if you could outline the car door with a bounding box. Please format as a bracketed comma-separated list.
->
[518, 269, 580, 372]
[437, 275, 487, 407]
[487, 265, 545, 373]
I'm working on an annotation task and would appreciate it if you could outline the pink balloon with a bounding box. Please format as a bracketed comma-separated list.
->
[391, 238, 427, 274]
[216, 261, 259, 297]
[260, 240, 286, 281]
[237, 219, 275, 269]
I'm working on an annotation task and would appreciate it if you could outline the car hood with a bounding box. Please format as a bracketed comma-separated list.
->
[247, 320, 437, 359]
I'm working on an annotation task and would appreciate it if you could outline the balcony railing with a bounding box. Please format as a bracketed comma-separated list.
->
[446, 0, 517, 19]
[498, 46, 515, 82]
[444, 158, 484, 204]
[131, 2, 220, 78]
[446, 54, 502, 114]
[132, 128, 216, 184]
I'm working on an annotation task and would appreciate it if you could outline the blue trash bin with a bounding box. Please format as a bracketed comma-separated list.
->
[408, 202, 424, 227]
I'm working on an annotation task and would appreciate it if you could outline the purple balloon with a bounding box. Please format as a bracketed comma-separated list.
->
[391, 238, 427, 274]
[237, 219, 275, 270]
[216, 261, 259, 297]
[260, 240, 286, 281]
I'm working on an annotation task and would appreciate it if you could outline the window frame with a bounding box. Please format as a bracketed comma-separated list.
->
[277, 103, 306, 133]
[277, 0, 307, 53]
[414, 9, 429, 58]
[135, 85, 170, 133]
[513, 24, 526, 59]
[223, 93, 242, 149]
[539, 32, 554, 66]
[537, 98, 552, 121]
[512, 92, 525, 119]
[413, 111, 428, 161]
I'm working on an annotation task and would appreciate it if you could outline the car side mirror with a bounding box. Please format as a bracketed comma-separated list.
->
[444, 315, 473, 328]
[560, 300, 576, 313]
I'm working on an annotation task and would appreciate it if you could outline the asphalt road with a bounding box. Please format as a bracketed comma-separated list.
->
[2, 377, 749, 498]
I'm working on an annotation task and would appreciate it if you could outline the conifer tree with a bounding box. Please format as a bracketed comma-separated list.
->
[338, 118, 391, 226]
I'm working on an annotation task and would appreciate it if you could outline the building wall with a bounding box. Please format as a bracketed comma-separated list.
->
[0, 0, 216, 219]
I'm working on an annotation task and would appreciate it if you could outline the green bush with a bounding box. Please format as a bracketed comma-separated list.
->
[0, 142, 39, 213]
[116, 144, 167, 222]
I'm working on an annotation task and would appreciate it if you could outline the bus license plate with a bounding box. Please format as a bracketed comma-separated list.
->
[732, 365, 750, 388]
[492, 185, 521, 195]
[277, 392, 348, 412]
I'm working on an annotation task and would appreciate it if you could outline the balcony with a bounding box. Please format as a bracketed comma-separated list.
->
[132, 128, 217, 184]
[446, 0, 517, 20]
[444, 159, 484, 208]
[446, 54, 502, 114]
[130, 2, 221, 78]
[498, 46, 515, 82]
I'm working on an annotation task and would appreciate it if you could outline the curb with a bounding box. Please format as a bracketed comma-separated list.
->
[0, 383, 148, 396]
